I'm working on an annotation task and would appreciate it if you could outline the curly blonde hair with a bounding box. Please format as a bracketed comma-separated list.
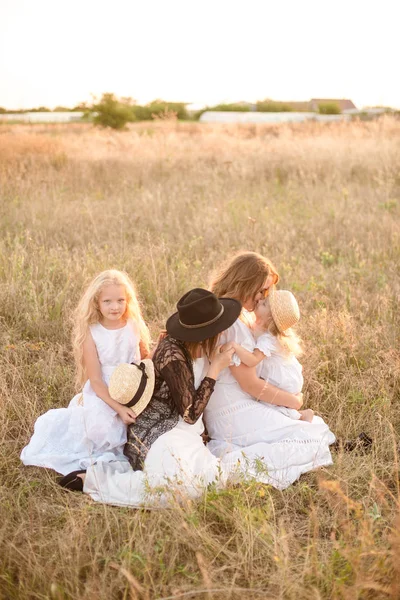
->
[71, 270, 151, 387]
[266, 320, 303, 358]
[209, 251, 279, 306]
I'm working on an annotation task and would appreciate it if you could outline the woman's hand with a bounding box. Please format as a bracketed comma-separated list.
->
[207, 344, 235, 380]
[116, 405, 137, 425]
[295, 393, 304, 408]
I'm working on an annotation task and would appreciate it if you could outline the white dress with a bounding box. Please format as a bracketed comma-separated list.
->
[240, 331, 304, 420]
[204, 318, 336, 489]
[83, 358, 233, 507]
[20, 320, 140, 475]
[83, 350, 336, 506]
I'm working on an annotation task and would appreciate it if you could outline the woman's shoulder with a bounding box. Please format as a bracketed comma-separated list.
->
[220, 316, 253, 345]
[153, 335, 188, 368]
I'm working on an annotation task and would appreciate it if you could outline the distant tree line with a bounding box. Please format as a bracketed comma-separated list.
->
[1, 95, 397, 129]
[90, 95, 190, 129]
[0, 104, 88, 114]
[87, 95, 348, 129]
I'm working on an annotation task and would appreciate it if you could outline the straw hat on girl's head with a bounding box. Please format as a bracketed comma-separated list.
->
[269, 288, 300, 333]
[109, 360, 155, 416]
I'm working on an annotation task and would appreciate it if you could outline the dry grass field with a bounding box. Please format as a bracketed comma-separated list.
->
[0, 118, 399, 599]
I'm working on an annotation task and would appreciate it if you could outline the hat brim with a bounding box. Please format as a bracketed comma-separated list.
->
[129, 360, 155, 416]
[166, 297, 242, 342]
[109, 360, 155, 416]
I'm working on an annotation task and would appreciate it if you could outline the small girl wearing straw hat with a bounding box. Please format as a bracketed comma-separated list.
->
[21, 269, 151, 475]
[229, 288, 314, 422]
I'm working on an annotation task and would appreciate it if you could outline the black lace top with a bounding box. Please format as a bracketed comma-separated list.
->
[124, 335, 216, 470]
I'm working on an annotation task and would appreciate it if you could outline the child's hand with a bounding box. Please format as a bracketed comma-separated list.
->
[116, 405, 137, 425]
[220, 341, 240, 367]
[220, 342, 237, 352]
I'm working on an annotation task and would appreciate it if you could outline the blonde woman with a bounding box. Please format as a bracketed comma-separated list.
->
[205, 252, 336, 489]
[21, 270, 150, 475]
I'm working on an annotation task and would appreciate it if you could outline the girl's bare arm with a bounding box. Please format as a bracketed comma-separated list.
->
[231, 342, 265, 368]
[231, 363, 303, 409]
[83, 333, 136, 424]
[139, 339, 150, 359]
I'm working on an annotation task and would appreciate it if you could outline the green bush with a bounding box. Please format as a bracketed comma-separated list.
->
[92, 93, 134, 129]
[318, 102, 341, 115]
[256, 101, 293, 112]
[207, 103, 251, 112]
[192, 103, 251, 120]
[148, 100, 189, 120]
[130, 100, 189, 121]
[29, 106, 51, 112]
[131, 105, 152, 121]
[72, 103, 89, 112]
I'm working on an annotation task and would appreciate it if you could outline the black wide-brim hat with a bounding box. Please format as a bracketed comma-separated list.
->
[166, 288, 242, 343]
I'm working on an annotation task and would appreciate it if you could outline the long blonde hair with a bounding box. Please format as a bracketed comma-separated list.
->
[266, 320, 303, 358]
[72, 270, 151, 387]
[210, 251, 279, 305]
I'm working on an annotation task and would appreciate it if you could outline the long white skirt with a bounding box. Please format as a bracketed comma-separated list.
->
[83, 410, 335, 507]
[204, 380, 336, 488]
[20, 368, 127, 475]
[83, 417, 229, 507]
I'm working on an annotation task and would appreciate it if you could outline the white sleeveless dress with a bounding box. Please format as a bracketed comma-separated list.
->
[204, 318, 336, 489]
[20, 320, 140, 475]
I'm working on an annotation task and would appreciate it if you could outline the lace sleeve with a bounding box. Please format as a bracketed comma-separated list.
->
[152, 336, 216, 423]
[160, 360, 215, 424]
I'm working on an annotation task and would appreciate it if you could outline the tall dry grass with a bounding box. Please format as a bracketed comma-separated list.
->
[0, 119, 399, 599]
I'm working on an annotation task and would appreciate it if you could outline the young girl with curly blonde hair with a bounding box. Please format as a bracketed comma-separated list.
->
[21, 270, 150, 475]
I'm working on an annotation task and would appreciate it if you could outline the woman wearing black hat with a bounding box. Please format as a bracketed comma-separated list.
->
[122, 288, 241, 471]
[62, 289, 250, 504]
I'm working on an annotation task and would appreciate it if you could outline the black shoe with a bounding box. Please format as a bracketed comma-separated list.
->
[58, 470, 86, 492]
[332, 432, 373, 453]
[357, 432, 373, 449]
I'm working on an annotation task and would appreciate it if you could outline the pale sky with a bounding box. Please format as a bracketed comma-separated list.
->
[1, 0, 399, 110]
